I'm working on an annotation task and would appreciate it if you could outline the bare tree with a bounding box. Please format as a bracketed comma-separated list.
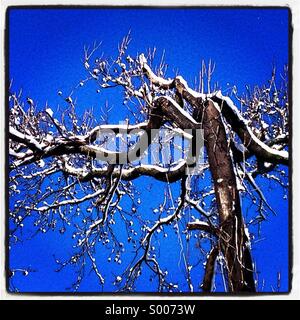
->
[8, 35, 289, 293]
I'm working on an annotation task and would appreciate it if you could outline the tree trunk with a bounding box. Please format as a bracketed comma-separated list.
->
[195, 99, 256, 292]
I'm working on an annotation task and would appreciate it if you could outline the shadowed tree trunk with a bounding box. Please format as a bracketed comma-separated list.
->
[194, 98, 255, 292]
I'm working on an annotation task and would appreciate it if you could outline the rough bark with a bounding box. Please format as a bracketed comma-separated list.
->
[201, 246, 219, 292]
[194, 98, 256, 293]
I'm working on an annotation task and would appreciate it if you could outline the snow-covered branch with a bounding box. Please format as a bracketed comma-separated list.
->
[61, 159, 188, 183]
[211, 92, 288, 165]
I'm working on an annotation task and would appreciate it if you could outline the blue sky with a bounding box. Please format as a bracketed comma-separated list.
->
[8, 7, 290, 293]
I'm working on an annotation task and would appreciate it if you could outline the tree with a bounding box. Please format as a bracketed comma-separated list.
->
[8, 34, 289, 293]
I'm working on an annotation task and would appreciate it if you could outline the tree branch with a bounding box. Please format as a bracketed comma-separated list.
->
[201, 246, 219, 292]
[211, 92, 288, 165]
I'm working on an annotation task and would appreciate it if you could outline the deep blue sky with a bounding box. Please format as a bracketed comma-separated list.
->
[8, 7, 290, 293]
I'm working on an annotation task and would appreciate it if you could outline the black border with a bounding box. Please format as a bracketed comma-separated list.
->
[4, 5, 293, 297]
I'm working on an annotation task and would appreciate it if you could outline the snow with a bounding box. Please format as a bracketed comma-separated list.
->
[45, 134, 54, 142]
[175, 76, 205, 99]
[138, 53, 147, 65]
[165, 126, 193, 140]
[65, 97, 73, 103]
[247, 124, 288, 159]
[36, 187, 105, 212]
[98, 122, 148, 132]
[93, 68, 100, 75]
[236, 177, 245, 192]
[158, 96, 198, 125]
[135, 159, 186, 174]
[46, 107, 54, 117]
[142, 61, 173, 88]
[27, 98, 33, 105]
[9, 126, 43, 151]
[264, 162, 273, 168]
[214, 91, 288, 162]
[38, 160, 45, 168]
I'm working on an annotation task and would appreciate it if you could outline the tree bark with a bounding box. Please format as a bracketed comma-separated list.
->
[201, 246, 219, 292]
[195, 98, 256, 292]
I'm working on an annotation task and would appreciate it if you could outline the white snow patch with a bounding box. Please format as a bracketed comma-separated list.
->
[38, 160, 45, 168]
[236, 177, 245, 192]
[261, 121, 269, 129]
[215, 91, 288, 161]
[46, 108, 54, 117]
[159, 96, 198, 125]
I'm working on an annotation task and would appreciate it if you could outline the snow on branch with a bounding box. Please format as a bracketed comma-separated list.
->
[62, 159, 188, 183]
[29, 187, 105, 213]
[140, 55, 288, 166]
[211, 92, 288, 165]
